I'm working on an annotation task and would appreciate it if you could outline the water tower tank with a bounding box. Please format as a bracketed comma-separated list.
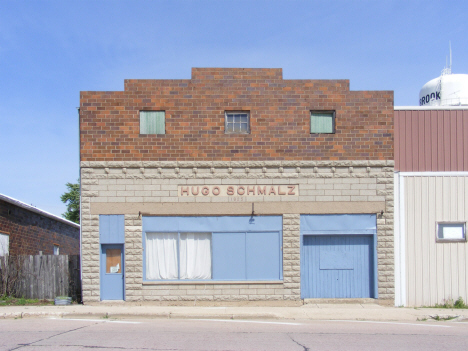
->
[419, 73, 468, 106]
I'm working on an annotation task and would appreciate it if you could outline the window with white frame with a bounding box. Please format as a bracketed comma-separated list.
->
[146, 232, 212, 280]
[53, 245, 60, 255]
[140, 111, 165, 134]
[437, 222, 466, 242]
[0, 233, 9, 256]
[225, 111, 250, 134]
[310, 111, 335, 134]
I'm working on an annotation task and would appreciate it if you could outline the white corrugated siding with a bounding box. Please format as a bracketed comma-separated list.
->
[404, 175, 468, 306]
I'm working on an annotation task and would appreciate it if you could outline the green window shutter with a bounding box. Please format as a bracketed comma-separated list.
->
[310, 112, 334, 133]
[140, 111, 165, 134]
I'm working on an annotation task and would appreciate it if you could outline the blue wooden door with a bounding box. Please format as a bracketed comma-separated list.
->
[301, 235, 374, 298]
[100, 244, 125, 300]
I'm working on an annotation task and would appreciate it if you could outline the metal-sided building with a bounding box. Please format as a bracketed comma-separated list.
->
[394, 106, 468, 306]
[79, 68, 394, 304]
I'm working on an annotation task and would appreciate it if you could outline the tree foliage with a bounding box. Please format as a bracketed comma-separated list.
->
[61, 180, 80, 224]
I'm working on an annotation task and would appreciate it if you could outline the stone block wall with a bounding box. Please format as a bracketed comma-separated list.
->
[80, 160, 394, 303]
[282, 214, 301, 299]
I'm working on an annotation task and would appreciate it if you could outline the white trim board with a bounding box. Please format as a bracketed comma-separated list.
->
[398, 172, 468, 177]
[394, 173, 407, 306]
[395, 106, 468, 111]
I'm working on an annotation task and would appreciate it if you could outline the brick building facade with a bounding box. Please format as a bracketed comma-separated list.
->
[0, 194, 80, 256]
[80, 68, 394, 304]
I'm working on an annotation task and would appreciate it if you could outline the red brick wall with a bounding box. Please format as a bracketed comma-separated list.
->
[0, 200, 80, 255]
[80, 68, 393, 161]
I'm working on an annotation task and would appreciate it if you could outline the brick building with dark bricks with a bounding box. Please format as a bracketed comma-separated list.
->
[80, 68, 395, 304]
[80, 68, 393, 162]
[0, 194, 80, 256]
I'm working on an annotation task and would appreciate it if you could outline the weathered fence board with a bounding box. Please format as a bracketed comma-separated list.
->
[0, 255, 81, 301]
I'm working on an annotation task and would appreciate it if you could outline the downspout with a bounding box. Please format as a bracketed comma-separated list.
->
[77, 107, 83, 303]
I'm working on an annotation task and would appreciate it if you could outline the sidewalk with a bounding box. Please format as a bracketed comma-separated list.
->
[2, 303, 468, 322]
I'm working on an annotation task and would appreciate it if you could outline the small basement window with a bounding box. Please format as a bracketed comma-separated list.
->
[310, 111, 335, 134]
[140, 111, 165, 134]
[225, 111, 250, 134]
[437, 222, 466, 242]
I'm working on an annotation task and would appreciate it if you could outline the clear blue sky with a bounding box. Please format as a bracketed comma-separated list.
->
[1, 0, 467, 217]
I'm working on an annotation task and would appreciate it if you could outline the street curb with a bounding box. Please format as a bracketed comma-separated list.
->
[2, 306, 468, 322]
[0, 311, 286, 320]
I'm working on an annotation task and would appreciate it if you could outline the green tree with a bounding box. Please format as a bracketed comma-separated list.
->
[61, 180, 80, 224]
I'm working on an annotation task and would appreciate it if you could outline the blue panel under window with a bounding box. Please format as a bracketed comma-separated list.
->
[100, 215, 125, 244]
[246, 232, 281, 280]
[212, 232, 246, 280]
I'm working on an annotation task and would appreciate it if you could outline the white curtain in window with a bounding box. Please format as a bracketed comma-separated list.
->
[146, 233, 178, 279]
[179, 233, 211, 279]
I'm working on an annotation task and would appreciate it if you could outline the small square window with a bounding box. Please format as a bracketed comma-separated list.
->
[140, 111, 165, 134]
[53, 245, 60, 255]
[437, 222, 466, 242]
[311, 111, 335, 134]
[225, 112, 250, 134]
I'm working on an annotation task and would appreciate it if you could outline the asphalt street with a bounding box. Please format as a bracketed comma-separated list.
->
[1, 317, 467, 351]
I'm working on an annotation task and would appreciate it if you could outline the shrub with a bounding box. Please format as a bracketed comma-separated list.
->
[454, 297, 467, 309]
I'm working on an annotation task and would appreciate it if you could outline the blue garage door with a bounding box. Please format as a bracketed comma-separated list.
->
[300, 214, 377, 299]
[301, 235, 374, 298]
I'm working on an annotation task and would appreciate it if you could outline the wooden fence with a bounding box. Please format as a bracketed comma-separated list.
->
[0, 255, 81, 301]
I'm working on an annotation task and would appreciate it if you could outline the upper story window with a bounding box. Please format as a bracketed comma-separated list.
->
[225, 111, 250, 134]
[437, 222, 466, 242]
[310, 111, 335, 134]
[140, 111, 165, 134]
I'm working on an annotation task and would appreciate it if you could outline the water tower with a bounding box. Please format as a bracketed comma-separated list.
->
[419, 47, 468, 106]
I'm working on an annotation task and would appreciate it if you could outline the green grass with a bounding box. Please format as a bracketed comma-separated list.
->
[0, 295, 54, 306]
[435, 297, 468, 309]
[430, 315, 458, 321]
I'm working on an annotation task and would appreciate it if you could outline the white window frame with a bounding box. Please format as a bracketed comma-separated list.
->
[225, 111, 250, 134]
[436, 222, 466, 243]
[53, 244, 60, 255]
